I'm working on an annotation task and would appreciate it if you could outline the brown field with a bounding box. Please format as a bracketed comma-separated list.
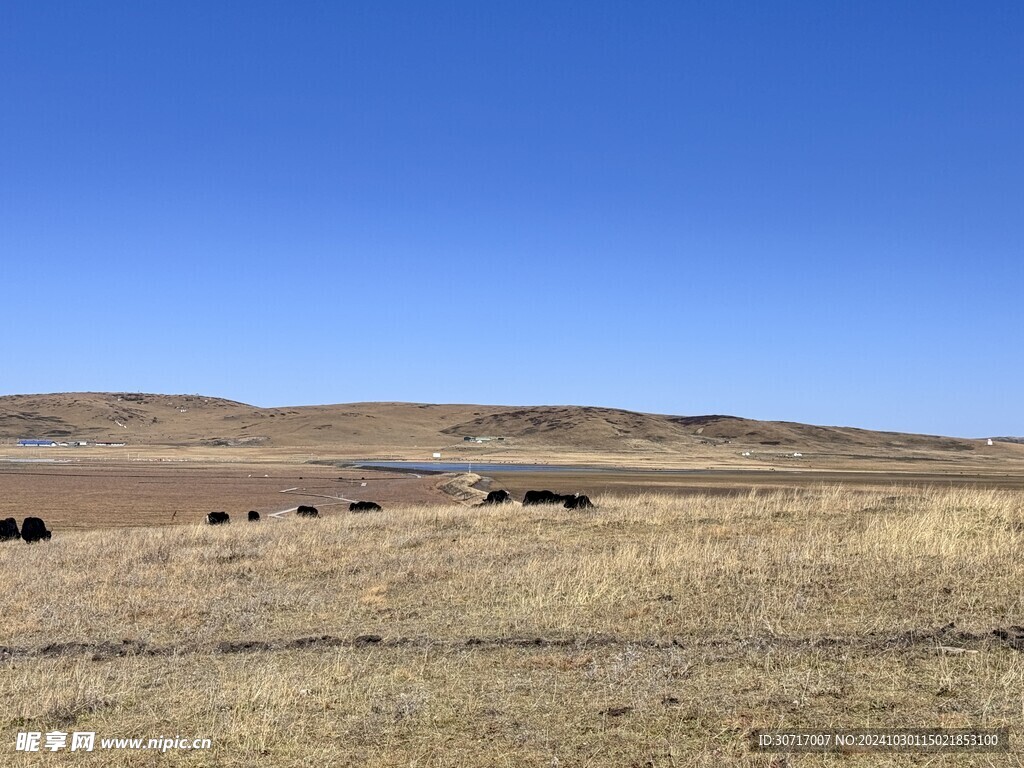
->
[6, 456, 1024, 531]
[0, 463, 449, 529]
[2, 486, 1024, 766]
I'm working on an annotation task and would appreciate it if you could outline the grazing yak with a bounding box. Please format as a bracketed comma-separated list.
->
[0, 517, 19, 542]
[481, 489, 512, 505]
[296, 505, 319, 518]
[349, 501, 382, 513]
[21, 516, 52, 543]
[522, 489, 555, 505]
[523, 490, 571, 506]
[207, 511, 230, 525]
[523, 490, 595, 510]
[248, 510, 261, 522]
[564, 494, 594, 510]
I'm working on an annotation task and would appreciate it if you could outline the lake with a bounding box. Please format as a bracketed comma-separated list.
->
[349, 461, 704, 474]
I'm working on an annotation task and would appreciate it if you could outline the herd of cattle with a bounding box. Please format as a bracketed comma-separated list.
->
[482, 489, 594, 509]
[206, 500, 385, 525]
[205, 489, 593, 525]
[0, 516, 53, 544]
[1, 489, 595, 538]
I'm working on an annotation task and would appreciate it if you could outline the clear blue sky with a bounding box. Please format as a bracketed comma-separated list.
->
[2, 2, 1021, 437]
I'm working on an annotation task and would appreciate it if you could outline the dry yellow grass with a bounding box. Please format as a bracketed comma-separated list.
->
[1, 486, 1023, 766]
[6, 391, 1024, 474]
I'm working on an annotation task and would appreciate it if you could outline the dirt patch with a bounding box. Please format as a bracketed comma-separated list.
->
[6, 626, 1022, 662]
[435, 473, 486, 504]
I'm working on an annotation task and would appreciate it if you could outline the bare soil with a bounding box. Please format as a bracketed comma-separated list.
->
[0, 462, 447, 529]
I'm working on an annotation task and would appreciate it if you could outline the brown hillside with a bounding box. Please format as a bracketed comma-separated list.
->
[1, 392, 1021, 471]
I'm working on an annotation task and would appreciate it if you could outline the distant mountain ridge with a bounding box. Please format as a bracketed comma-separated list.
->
[0, 392, 1018, 468]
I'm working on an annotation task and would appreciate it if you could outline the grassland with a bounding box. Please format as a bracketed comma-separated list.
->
[2, 486, 1023, 766]
[5, 392, 1024, 474]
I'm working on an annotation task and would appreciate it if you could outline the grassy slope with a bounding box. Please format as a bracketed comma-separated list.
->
[3, 392, 1023, 472]
[1, 487, 1022, 766]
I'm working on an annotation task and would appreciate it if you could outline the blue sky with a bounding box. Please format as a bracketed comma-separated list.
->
[2, 1, 1021, 437]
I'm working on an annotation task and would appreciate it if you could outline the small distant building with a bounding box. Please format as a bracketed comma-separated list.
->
[18, 439, 56, 447]
[792, 452, 803, 458]
[987, 439, 994, 446]
[432, 452, 442, 459]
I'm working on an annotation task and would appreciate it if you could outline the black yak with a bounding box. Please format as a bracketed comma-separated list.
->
[564, 494, 594, 510]
[0, 517, 19, 542]
[523, 490, 573, 506]
[21, 516, 52, 542]
[207, 511, 230, 525]
[481, 490, 512, 505]
[349, 501, 382, 512]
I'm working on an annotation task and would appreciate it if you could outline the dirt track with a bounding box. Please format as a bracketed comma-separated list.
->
[4, 623, 1023, 662]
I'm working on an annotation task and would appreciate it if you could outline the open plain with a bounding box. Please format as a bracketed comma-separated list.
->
[3, 392, 1024, 531]
[2, 394, 1024, 765]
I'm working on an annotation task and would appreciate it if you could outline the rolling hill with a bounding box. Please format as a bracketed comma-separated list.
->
[0, 392, 1020, 470]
